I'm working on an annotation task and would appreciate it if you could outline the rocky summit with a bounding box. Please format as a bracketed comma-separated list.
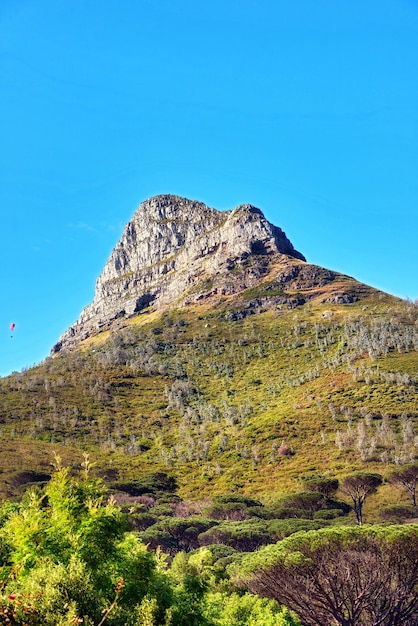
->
[53, 195, 308, 352]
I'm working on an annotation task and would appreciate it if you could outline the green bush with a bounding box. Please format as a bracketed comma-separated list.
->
[203, 502, 253, 521]
[299, 477, 339, 497]
[137, 526, 179, 553]
[277, 492, 326, 514]
[198, 520, 271, 552]
[313, 508, 345, 520]
[112, 472, 178, 497]
[5, 469, 51, 489]
[130, 512, 159, 531]
[148, 504, 175, 517]
[268, 518, 329, 540]
[0, 463, 207, 625]
[379, 504, 418, 523]
[213, 495, 263, 508]
[264, 506, 310, 520]
[196, 543, 238, 563]
[139, 518, 217, 553]
[205, 591, 300, 626]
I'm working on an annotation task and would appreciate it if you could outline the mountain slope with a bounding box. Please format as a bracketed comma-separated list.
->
[0, 196, 417, 514]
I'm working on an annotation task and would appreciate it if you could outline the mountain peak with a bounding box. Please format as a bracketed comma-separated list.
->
[53, 195, 305, 352]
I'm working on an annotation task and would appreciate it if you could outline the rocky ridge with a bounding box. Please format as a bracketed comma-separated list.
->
[53, 194, 321, 352]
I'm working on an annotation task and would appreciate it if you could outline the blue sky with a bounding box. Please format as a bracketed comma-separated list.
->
[1, 0, 417, 377]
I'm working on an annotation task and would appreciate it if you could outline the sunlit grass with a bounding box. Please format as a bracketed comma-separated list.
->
[0, 284, 417, 516]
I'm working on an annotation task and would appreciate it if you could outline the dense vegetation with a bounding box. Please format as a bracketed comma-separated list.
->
[0, 462, 300, 625]
[1, 464, 417, 625]
[236, 524, 418, 626]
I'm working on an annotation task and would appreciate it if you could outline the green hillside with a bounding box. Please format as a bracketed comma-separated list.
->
[1, 262, 417, 524]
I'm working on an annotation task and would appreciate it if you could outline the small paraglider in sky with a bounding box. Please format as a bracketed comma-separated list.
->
[10, 322, 15, 338]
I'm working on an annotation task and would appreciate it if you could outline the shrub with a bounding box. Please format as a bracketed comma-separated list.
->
[5, 469, 51, 489]
[130, 512, 159, 531]
[198, 520, 271, 552]
[313, 509, 345, 520]
[205, 591, 300, 626]
[264, 506, 309, 520]
[139, 518, 217, 553]
[149, 504, 175, 517]
[203, 502, 253, 521]
[138, 526, 179, 553]
[112, 472, 178, 498]
[379, 504, 418, 523]
[268, 519, 329, 541]
[214, 495, 263, 508]
[299, 477, 339, 497]
[197, 543, 238, 564]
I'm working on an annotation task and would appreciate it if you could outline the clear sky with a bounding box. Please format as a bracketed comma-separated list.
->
[1, 0, 417, 377]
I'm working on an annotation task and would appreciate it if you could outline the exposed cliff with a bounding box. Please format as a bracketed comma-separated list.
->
[53, 194, 307, 352]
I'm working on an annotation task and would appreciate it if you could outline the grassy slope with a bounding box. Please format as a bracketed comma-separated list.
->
[0, 272, 417, 521]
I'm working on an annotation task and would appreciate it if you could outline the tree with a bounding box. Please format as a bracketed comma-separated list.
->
[299, 477, 339, 498]
[339, 472, 382, 524]
[0, 461, 208, 626]
[278, 492, 327, 516]
[3, 462, 292, 626]
[170, 548, 300, 626]
[388, 463, 418, 506]
[198, 520, 271, 551]
[235, 524, 418, 626]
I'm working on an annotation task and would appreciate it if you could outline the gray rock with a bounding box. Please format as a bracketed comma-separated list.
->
[53, 194, 305, 352]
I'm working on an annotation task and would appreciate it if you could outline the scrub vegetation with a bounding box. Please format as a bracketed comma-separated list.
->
[1, 289, 417, 508]
[0, 284, 417, 624]
[1, 462, 417, 625]
[0, 461, 300, 625]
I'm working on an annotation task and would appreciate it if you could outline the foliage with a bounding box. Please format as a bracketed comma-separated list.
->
[203, 497, 264, 521]
[387, 462, 418, 506]
[111, 472, 177, 497]
[0, 463, 206, 625]
[299, 476, 339, 497]
[276, 492, 328, 514]
[2, 463, 418, 626]
[1, 464, 307, 625]
[267, 519, 330, 541]
[198, 520, 272, 552]
[339, 472, 383, 524]
[139, 517, 217, 553]
[168, 549, 301, 626]
[378, 504, 417, 523]
[235, 524, 418, 626]
[130, 512, 159, 531]
[4, 470, 51, 490]
[205, 591, 300, 626]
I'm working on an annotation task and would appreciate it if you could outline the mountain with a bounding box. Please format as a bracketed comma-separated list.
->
[53, 194, 306, 352]
[0, 195, 417, 515]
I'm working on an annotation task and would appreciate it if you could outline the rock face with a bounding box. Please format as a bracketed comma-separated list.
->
[53, 194, 306, 352]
